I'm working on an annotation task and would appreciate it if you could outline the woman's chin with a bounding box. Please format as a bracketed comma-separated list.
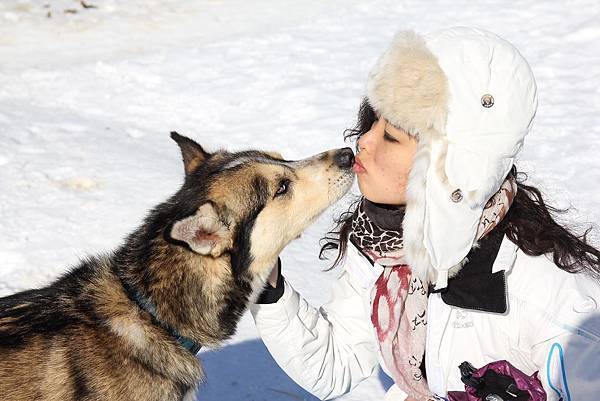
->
[358, 181, 405, 205]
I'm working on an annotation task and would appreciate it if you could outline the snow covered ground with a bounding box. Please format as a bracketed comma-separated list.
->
[1, 1, 599, 400]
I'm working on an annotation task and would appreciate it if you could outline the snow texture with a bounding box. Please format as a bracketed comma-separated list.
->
[1, 1, 599, 400]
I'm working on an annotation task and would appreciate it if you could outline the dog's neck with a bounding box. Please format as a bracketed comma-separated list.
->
[113, 226, 255, 349]
[115, 269, 202, 354]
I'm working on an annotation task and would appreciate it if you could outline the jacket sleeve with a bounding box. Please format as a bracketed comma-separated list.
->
[250, 268, 380, 400]
[530, 329, 600, 401]
[525, 275, 600, 401]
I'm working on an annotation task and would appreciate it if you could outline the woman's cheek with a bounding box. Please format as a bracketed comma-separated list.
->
[356, 174, 370, 195]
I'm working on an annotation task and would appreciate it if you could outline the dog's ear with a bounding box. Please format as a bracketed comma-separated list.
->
[170, 131, 210, 175]
[169, 203, 232, 257]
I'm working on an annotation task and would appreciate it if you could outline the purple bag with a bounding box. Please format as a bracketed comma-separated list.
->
[447, 360, 547, 401]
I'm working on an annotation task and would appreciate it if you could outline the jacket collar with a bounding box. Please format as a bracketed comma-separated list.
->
[491, 233, 519, 275]
[432, 229, 518, 314]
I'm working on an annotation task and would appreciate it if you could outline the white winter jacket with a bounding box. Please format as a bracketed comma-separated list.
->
[251, 235, 600, 400]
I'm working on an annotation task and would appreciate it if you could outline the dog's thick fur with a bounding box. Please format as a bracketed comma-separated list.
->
[0, 132, 355, 401]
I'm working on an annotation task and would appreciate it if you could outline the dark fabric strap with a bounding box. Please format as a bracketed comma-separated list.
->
[116, 272, 202, 354]
[256, 258, 284, 304]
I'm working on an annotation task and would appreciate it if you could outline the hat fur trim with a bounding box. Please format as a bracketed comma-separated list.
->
[366, 31, 448, 137]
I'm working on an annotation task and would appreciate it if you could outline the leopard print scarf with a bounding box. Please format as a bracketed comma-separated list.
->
[351, 201, 404, 254]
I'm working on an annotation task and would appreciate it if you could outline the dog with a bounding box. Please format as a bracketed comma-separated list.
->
[0, 132, 355, 401]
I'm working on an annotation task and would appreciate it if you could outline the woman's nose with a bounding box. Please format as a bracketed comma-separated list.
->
[358, 127, 376, 152]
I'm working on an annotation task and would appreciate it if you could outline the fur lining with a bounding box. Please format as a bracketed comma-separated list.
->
[368, 31, 459, 284]
[366, 31, 448, 137]
[402, 127, 435, 282]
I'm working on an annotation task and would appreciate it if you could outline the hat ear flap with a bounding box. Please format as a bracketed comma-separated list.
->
[169, 203, 232, 257]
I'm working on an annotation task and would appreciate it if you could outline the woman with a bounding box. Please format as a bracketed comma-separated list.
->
[251, 27, 600, 401]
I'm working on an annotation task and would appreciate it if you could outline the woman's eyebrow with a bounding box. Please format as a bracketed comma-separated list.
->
[384, 121, 396, 132]
[386, 122, 406, 135]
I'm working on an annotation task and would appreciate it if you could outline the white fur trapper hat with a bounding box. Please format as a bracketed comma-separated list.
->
[367, 27, 538, 289]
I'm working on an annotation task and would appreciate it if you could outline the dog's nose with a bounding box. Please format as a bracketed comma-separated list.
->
[334, 147, 355, 169]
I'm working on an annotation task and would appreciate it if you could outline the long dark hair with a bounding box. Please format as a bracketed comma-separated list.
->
[320, 98, 600, 279]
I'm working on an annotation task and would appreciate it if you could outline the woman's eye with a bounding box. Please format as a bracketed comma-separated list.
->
[384, 131, 399, 143]
[275, 179, 290, 197]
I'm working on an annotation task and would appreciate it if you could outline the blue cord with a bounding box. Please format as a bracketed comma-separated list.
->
[546, 342, 572, 401]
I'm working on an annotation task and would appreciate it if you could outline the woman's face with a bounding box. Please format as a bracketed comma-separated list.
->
[353, 115, 417, 205]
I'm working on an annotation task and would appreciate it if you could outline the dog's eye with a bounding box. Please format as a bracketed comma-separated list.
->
[275, 179, 290, 197]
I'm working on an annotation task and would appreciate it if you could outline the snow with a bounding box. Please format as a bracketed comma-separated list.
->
[1, 1, 599, 400]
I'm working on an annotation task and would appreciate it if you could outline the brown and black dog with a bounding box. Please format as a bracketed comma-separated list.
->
[0, 132, 355, 401]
